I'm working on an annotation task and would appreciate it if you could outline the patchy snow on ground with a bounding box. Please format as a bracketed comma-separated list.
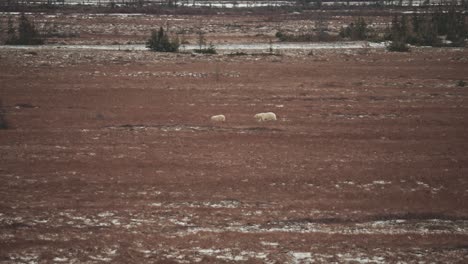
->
[0, 41, 386, 52]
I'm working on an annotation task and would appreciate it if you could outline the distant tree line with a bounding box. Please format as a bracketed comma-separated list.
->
[274, 7, 466, 52]
[387, 7, 467, 51]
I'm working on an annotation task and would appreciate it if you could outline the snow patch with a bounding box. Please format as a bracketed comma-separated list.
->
[289, 252, 313, 263]
[53, 257, 68, 262]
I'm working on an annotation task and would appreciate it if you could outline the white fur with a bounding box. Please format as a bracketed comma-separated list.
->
[210, 114, 226, 122]
[254, 112, 277, 122]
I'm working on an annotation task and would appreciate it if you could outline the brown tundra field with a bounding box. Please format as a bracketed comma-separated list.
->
[1, 8, 468, 263]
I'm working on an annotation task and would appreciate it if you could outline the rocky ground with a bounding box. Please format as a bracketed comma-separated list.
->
[1, 45, 468, 263]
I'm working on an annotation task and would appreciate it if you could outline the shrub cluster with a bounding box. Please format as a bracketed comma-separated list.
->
[146, 26, 179, 52]
[339, 17, 369, 40]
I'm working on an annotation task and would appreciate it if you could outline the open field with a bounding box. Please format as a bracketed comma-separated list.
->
[1, 3, 468, 262]
[1, 45, 468, 262]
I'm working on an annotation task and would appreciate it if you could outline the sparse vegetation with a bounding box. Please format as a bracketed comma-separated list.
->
[228, 51, 248, 56]
[146, 26, 179, 52]
[275, 30, 338, 42]
[457, 80, 466, 87]
[41, 21, 80, 39]
[193, 42, 217, 54]
[275, 12, 341, 42]
[276, 31, 314, 42]
[193, 28, 217, 54]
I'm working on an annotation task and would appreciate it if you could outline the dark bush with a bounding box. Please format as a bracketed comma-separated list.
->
[228, 52, 248, 56]
[339, 17, 370, 40]
[146, 27, 179, 52]
[387, 40, 410, 52]
[0, 100, 8, 130]
[5, 13, 44, 45]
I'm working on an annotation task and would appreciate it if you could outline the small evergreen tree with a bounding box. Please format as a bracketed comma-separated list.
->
[445, 6, 466, 45]
[0, 100, 8, 130]
[146, 27, 179, 52]
[17, 13, 44, 45]
[5, 13, 43, 45]
[315, 0, 322, 9]
[400, 15, 408, 41]
[412, 12, 420, 34]
[354, 17, 368, 40]
[387, 15, 410, 52]
[339, 17, 369, 40]
[197, 29, 206, 49]
[5, 16, 17, 44]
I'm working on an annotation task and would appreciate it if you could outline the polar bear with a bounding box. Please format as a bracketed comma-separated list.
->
[254, 112, 277, 122]
[210, 114, 226, 122]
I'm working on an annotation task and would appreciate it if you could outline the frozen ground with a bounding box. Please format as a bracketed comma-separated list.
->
[1, 31, 468, 263]
[4, 0, 440, 7]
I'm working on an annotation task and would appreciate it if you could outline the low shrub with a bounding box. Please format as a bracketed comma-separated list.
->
[275, 31, 338, 42]
[387, 40, 410, 52]
[193, 43, 217, 54]
[228, 52, 248, 56]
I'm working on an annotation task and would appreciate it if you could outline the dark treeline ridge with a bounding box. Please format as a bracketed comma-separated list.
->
[1, 0, 468, 15]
